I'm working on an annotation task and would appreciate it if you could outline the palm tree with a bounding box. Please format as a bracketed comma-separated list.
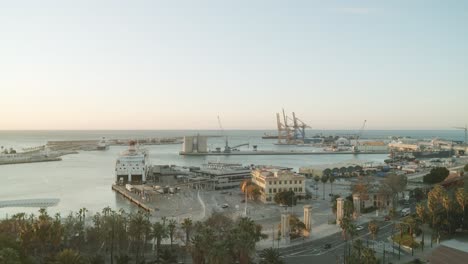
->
[416, 203, 426, 222]
[339, 167, 347, 177]
[128, 211, 151, 264]
[329, 175, 335, 196]
[321, 175, 329, 200]
[167, 219, 177, 248]
[331, 167, 339, 177]
[314, 176, 320, 198]
[151, 221, 168, 261]
[323, 168, 331, 177]
[441, 192, 451, 233]
[259, 247, 284, 264]
[232, 217, 267, 264]
[54, 249, 85, 264]
[181, 218, 193, 247]
[368, 220, 379, 240]
[456, 188, 466, 228]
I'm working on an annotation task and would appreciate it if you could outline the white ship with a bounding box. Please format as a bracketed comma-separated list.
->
[97, 137, 109, 150]
[115, 141, 149, 184]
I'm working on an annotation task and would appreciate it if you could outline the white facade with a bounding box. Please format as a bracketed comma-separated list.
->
[182, 135, 208, 153]
[115, 145, 148, 184]
[251, 167, 306, 203]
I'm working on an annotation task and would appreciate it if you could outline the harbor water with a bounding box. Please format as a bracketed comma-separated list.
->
[0, 130, 464, 217]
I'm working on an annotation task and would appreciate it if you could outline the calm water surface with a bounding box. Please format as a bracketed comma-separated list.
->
[0, 130, 463, 217]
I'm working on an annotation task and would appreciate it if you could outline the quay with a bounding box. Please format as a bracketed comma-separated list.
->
[0, 156, 62, 166]
[179, 150, 388, 156]
[111, 184, 153, 212]
[0, 198, 60, 208]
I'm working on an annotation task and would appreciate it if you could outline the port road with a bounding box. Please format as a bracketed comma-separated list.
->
[281, 220, 406, 264]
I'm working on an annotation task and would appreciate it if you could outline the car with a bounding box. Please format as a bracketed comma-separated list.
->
[221, 204, 229, 208]
[356, 226, 364, 231]
[384, 215, 391, 221]
[324, 243, 332, 249]
[241, 199, 245, 203]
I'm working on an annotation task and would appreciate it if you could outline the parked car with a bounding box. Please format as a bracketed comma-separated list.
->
[384, 215, 391, 221]
[356, 226, 364, 231]
[221, 204, 229, 208]
[324, 243, 332, 249]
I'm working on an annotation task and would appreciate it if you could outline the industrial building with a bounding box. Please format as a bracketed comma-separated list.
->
[182, 135, 208, 153]
[251, 166, 306, 203]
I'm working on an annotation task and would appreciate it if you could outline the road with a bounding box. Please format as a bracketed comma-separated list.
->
[280, 220, 409, 264]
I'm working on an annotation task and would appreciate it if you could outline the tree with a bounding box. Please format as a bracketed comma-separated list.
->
[413, 188, 425, 202]
[441, 191, 452, 233]
[0, 248, 21, 264]
[128, 211, 151, 264]
[323, 168, 331, 177]
[423, 167, 449, 184]
[321, 175, 329, 200]
[274, 190, 296, 206]
[329, 175, 335, 196]
[464, 164, 468, 172]
[180, 218, 193, 247]
[53, 249, 85, 264]
[314, 176, 320, 198]
[416, 203, 426, 223]
[151, 221, 168, 261]
[167, 219, 177, 248]
[259, 248, 284, 264]
[339, 167, 347, 177]
[384, 174, 407, 209]
[368, 220, 379, 240]
[232, 217, 267, 264]
[456, 188, 466, 228]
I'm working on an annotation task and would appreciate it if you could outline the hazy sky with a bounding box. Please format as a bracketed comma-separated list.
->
[1, 0, 467, 130]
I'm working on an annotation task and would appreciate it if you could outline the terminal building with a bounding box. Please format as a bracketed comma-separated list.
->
[182, 135, 208, 153]
[192, 162, 251, 190]
[251, 166, 306, 203]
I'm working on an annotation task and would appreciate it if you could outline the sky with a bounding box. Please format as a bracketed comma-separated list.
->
[1, 0, 467, 130]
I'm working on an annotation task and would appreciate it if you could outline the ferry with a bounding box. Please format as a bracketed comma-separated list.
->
[115, 141, 149, 184]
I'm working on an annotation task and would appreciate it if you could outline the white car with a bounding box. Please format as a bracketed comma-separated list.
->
[356, 226, 364, 231]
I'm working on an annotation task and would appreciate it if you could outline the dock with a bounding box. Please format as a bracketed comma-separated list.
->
[111, 184, 153, 212]
[0, 198, 60, 208]
[179, 150, 388, 156]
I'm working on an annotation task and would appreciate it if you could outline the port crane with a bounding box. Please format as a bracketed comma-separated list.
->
[217, 116, 249, 153]
[353, 120, 367, 152]
[453, 125, 467, 144]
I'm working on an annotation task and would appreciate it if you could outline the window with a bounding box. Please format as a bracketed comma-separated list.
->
[273, 188, 277, 193]
[279, 181, 282, 184]
[274, 181, 276, 185]
[290, 180, 292, 184]
[269, 189, 272, 193]
[299, 187, 302, 192]
[294, 180, 297, 184]
[299, 180, 302, 184]
[294, 188, 297, 192]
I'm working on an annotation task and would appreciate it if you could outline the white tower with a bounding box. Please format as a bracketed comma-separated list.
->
[303, 205, 312, 231]
[336, 197, 345, 226]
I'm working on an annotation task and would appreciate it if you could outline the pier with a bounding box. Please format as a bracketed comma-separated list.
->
[0, 198, 59, 208]
[179, 150, 388, 156]
[111, 184, 153, 212]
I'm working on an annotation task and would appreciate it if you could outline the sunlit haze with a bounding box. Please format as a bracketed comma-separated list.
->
[1, 0, 467, 130]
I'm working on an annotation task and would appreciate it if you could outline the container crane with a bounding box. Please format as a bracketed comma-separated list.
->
[453, 125, 467, 144]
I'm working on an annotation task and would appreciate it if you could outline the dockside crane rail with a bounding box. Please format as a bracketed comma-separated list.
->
[453, 125, 467, 144]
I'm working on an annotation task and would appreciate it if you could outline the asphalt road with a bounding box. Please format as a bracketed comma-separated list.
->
[280, 220, 407, 264]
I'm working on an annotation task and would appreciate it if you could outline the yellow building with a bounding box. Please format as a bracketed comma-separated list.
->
[251, 166, 306, 203]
